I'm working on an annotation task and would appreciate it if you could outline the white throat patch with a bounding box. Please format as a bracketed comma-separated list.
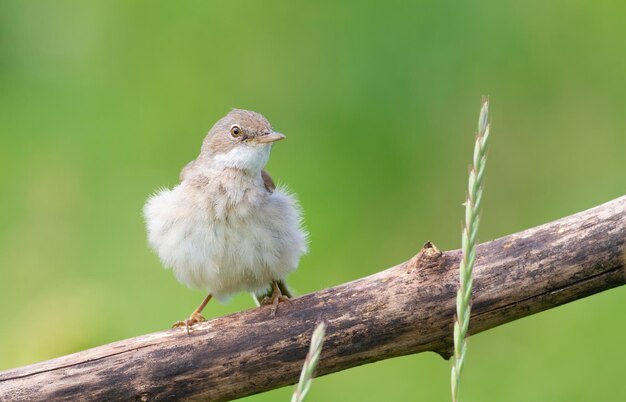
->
[211, 144, 271, 173]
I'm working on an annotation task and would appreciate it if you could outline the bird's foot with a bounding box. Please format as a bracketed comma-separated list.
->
[172, 312, 206, 334]
[261, 293, 290, 317]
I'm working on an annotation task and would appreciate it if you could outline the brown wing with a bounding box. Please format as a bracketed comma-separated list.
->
[261, 169, 276, 193]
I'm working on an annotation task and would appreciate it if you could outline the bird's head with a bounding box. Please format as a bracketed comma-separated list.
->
[200, 109, 285, 174]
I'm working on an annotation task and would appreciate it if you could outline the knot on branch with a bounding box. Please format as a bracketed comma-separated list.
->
[405, 241, 444, 271]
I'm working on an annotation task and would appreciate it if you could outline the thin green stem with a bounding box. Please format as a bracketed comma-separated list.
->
[291, 322, 327, 402]
[451, 97, 491, 402]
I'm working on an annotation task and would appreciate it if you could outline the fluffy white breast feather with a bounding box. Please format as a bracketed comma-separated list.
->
[143, 169, 308, 301]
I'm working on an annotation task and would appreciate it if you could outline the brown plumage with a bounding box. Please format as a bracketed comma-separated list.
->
[261, 170, 276, 193]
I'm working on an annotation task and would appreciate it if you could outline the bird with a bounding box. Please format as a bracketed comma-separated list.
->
[143, 109, 308, 330]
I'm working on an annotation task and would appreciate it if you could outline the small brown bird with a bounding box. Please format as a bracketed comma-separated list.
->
[144, 109, 308, 330]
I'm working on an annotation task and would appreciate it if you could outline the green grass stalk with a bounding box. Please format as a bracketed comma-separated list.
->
[291, 322, 327, 402]
[451, 98, 491, 402]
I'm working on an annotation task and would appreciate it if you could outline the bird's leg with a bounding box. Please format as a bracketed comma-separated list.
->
[172, 293, 212, 334]
[261, 280, 290, 317]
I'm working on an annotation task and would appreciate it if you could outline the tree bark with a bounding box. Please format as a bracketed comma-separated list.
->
[0, 196, 624, 401]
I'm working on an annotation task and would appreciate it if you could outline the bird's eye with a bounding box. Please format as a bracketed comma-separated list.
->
[230, 125, 242, 137]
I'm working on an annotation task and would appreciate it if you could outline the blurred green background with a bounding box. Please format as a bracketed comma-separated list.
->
[1, 1, 625, 401]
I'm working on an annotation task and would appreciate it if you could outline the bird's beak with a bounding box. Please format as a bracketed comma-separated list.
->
[256, 131, 286, 144]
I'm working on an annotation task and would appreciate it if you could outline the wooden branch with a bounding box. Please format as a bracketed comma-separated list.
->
[1, 196, 624, 401]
